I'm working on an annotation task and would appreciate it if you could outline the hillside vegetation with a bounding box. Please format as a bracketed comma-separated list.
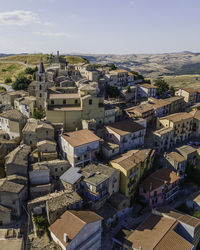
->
[0, 54, 88, 84]
[164, 75, 200, 89]
[0, 54, 88, 65]
[0, 62, 26, 83]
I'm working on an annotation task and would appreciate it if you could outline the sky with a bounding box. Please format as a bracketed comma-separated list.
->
[0, 0, 200, 54]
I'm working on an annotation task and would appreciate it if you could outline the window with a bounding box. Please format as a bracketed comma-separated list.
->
[51, 100, 54, 105]
[61, 167, 63, 171]
[63, 100, 66, 104]
[84, 154, 87, 159]
[40, 93, 42, 98]
[55, 168, 57, 172]
[89, 99, 92, 105]
[78, 157, 80, 160]
[46, 130, 48, 135]
[75, 99, 78, 104]
[39, 85, 42, 90]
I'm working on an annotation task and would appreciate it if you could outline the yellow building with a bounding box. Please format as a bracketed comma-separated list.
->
[157, 112, 193, 144]
[46, 85, 104, 131]
[110, 148, 155, 198]
[176, 88, 197, 105]
[165, 96, 185, 114]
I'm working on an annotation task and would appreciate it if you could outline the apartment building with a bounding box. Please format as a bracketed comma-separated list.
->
[105, 69, 134, 88]
[106, 120, 145, 153]
[192, 110, 200, 137]
[138, 83, 157, 98]
[176, 88, 197, 105]
[153, 127, 174, 152]
[125, 103, 154, 124]
[176, 145, 197, 166]
[165, 96, 185, 114]
[139, 168, 180, 208]
[165, 151, 187, 178]
[157, 112, 193, 144]
[148, 97, 169, 117]
[59, 129, 100, 167]
[81, 163, 120, 208]
[110, 148, 155, 198]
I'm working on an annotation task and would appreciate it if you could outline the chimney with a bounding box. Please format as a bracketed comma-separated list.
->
[57, 51, 59, 57]
[63, 233, 68, 243]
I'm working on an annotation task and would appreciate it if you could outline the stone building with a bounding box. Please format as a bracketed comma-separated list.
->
[22, 118, 54, 147]
[35, 61, 53, 110]
[5, 144, 31, 177]
[28, 190, 83, 225]
[0, 109, 27, 139]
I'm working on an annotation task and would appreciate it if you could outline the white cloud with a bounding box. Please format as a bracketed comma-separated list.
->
[0, 10, 37, 26]
[33, 31, 72, 38]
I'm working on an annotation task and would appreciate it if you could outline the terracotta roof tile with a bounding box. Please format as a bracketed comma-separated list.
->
[62, 129, 100, 147]
[107, 120, 145, 136]
[49, 210, 102, 247]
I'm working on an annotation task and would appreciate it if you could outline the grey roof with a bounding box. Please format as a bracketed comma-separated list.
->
[0, 204, 11, 212]
[0, 109, 25, 122]
[5, 144, 31, 166]
[60, 167, 82, 185]
[0, 180, 24, 193]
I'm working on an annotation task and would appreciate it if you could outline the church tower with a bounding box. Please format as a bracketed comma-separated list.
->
[35, 61, 52, 110]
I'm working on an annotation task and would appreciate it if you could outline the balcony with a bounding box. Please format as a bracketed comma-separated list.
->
[129, 171, 138, 179]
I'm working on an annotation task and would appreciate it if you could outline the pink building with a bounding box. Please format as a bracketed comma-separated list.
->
[139, 168, 180, 208]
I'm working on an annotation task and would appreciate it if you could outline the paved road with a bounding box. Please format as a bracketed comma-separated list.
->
[0, 83, 13, 92]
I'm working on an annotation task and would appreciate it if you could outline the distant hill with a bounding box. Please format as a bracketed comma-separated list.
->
[0, 54, 88, 65]
[0, 54, 88, 83]
[72, 51, 200, 78]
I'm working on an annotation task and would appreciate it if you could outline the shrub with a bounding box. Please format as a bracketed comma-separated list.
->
[33, 109, 45, 119]
[12, 73, 31, 90]
[4, 77, 12, 83]
[193, 211, 200, 219]
[25, 66, 38, 75]
[34, 216, 49, 231]
[105, 85, 120, 98]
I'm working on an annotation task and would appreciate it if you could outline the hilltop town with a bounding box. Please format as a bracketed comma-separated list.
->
[0, 51, 200, 250]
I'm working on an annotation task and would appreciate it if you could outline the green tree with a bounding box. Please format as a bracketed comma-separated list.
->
[107, 63, 118, 70]
[169, 86, 175, 96]
[25, 66, 38, 75]
[125, 85, 131, 92]
[34, 216, 49, 231]
[105, 85, 120, 98]
[144, 79, 151, 84]
[193, 211, 200, 219]
[33, 109, 45, 119]
[12, 73, 31, 90]
[4, 77, 12, 84]
[154, 78, 169, 97]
